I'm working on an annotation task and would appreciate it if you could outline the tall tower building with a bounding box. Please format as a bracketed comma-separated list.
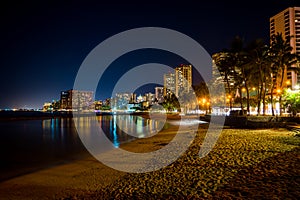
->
[175, 64, 192, 96]
[163, 73, 176, 97]
[270, 7, 300, 89]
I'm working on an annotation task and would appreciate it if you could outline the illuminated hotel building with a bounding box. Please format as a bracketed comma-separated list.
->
[270, 7, 300, 89]
[163, 72, 175, 97]
[163, 64, 193, 97]
[60, 89, 94, 110]
[175, 64, 192, 97]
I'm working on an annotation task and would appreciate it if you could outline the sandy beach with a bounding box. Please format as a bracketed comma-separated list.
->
[0, 117, 299, 199]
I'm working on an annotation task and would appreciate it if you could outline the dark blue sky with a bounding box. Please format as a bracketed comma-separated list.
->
[0, 0, 298, 109]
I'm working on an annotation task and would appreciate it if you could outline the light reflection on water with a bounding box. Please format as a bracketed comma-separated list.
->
[0, 115, 166, 181]
[96, 115, 165, 147]
[110, 115, 165, 139]
[112, 115, 119, 147]
[42, 115, 165, 149]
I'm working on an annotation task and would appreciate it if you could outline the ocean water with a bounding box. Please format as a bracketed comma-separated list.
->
[0, 115, 164, 181]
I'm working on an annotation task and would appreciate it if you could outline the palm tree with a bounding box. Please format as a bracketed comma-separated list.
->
[193, 82, 210, 113]
[246, 38, 271, 115]
[213, 52, 235, 110]
[162, 94, 180, 112]
[230, 36, 253, 113]
[213, 36, 251, 112]
[269, 33, 299, 116]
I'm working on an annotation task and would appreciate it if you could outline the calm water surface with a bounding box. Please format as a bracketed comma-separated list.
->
[0, 115, 164, 181]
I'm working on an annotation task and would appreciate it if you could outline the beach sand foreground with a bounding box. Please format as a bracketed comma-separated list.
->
[0, 121, 299, 199]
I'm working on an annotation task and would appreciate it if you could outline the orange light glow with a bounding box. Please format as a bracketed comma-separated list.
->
[277, 89, 281, 93]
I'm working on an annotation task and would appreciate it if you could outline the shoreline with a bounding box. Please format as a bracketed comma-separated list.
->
[0, 116, 194, 183]
[0, 119, 189, 199]
[0, 116, 199, 182]
[0, 118, 299, 199]
[0, 110, 201, 121]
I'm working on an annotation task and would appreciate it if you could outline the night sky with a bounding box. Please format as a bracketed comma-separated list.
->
[0, 0, 298, 109]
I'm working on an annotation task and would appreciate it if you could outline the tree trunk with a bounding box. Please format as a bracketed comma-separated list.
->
[245, 85, 250, 114]
[278, 65, 285, 116]
[257, 63, 264, 116]
[279, 95, 282, 116]
[270, 83, 275, 116]
[225, 74, 232, 111]
[262, 84, 266, 115]
[257, 85, 262, 115]
[239, 88, 243, 111]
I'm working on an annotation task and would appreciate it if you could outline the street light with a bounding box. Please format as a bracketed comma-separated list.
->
[227, 95, 232, 110]
[277, 89, 281, 94]
[206, 102, 210, 114]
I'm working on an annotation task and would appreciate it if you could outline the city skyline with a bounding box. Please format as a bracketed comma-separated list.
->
[42, 64, 193, 112]
[0, 1, 299, 109]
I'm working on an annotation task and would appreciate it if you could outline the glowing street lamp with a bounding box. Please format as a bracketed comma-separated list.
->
[227, 95, 232, 110]
[277, 89, 281, 94]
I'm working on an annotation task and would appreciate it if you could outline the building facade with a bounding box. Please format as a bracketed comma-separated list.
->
[175, 64, 192, 97]
[60, 90, 72, 109]
[270, 7, 300, 89]
[111, 92, 132, 110]
[163, 72, 176, 97]
[60, 89, 94, 110]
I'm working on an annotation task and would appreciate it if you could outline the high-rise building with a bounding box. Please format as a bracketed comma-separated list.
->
[175, 64, 192, 96]
[60, 90, 72, 109]
[163, 72, 176, 97]
[270, 7, 300, 89]
[60, 89, 94, 110]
